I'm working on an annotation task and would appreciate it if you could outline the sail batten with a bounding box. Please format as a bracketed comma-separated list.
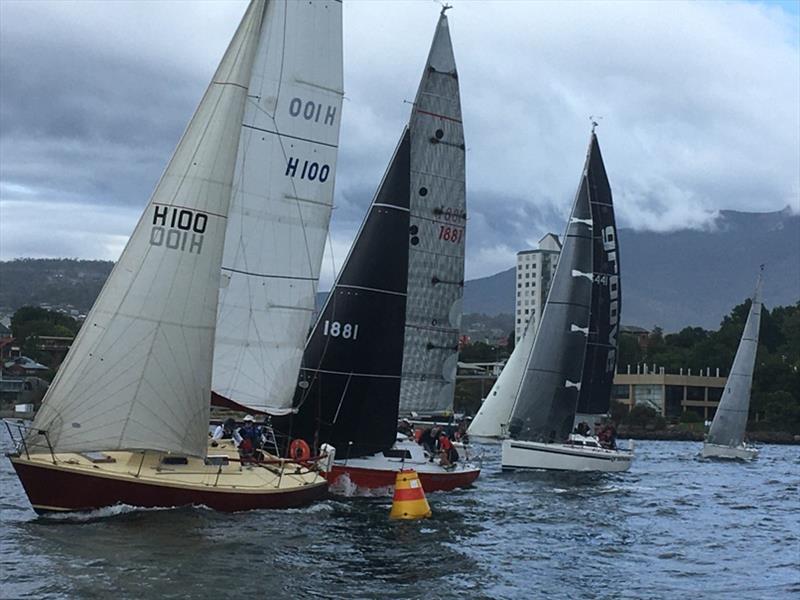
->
[29, 0, 268, 457]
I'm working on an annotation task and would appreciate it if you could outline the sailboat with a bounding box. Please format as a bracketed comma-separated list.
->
[285, 8, 480, 492]
[701, 271, 763, 460]
[4, 0, 343, 513]
[501, 128, 633, 473]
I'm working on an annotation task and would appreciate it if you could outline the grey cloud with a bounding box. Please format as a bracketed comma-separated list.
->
[1, 0, 798, 279]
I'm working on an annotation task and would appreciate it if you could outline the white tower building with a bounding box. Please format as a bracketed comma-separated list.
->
[515, 233, 561, 343]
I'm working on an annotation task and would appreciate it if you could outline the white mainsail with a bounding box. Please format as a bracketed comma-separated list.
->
[212, 0, 344, 415]
[30, 1, 266, 458]
[706, 272, 763, 448]
[468, 323, 535, 440]
[399, 11, 466, 415]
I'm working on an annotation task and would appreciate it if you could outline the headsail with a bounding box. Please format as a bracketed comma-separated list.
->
[468, 321, 534, 440]
[707, 272, 763, 448]
[398, 10, 466, 415]
[575, 136, 620, 415]
[507, 135, 602, 443]
[212, 0, 344, 415]
[30, 1, 266, 457]
[290, 130, 411, 457]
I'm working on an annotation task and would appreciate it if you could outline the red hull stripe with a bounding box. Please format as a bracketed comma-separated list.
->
[329, 465, 480, 492]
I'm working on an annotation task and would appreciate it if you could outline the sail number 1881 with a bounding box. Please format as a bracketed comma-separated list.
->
[323, 320, 359, 340]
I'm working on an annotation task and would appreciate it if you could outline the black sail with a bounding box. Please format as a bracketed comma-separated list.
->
[507, 138, 596, 443]
[575, 135, 621, 415]
[288, 129, 411, 458]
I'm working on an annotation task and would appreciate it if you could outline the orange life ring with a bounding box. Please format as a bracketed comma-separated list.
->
[289, 438, 312, 461]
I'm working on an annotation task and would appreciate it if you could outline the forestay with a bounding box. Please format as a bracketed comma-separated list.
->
[30, 1, 266, 457]
[212, 0, 344, 415]
[508, 136, 599, 444]
[399, 11, 467, 415]
[707, 273, 763, 448]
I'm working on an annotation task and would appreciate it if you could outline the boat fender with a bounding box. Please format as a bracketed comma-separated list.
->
[289, 438, 312, 462]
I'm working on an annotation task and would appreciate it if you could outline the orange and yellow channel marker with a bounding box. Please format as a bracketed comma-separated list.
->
[389, 469, 432, 520]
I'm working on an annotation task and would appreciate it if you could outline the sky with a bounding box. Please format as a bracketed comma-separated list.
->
[1, 0, 798, 286]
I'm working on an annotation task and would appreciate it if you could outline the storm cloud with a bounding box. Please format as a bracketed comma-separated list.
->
[1, 0, 798, 283]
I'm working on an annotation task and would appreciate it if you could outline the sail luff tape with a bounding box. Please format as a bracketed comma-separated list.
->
[389, 469, 432, 520]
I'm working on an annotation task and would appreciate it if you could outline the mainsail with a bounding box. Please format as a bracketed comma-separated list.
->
[398, 10, 466, 415]
[290, 130, 411, 457]
[706, 273, 763, 448]
[212, 0, 344, 415]
[507, 134, 607, 443]
[30, 1, 266, 457]
[575, 136, 620, 415]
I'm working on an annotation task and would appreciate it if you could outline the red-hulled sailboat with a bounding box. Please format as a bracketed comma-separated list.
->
[276, 7, 480, 494]
[6, 0, 345, 513]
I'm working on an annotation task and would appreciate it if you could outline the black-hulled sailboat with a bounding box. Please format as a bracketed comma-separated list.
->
[501, 128, 633, 472]
[285, 8, 480, 492]
[702, 271, 763, 460]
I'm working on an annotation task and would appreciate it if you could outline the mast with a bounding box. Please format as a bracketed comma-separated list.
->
[575, 132, 621, 415]
[398, 9, 466, 416]
[507, 134, 602, 443]
[29, 1, 266, 457]
[290, 130, 412, 457]
[212, 0, 344, 415]
[707, 271, 763, 448]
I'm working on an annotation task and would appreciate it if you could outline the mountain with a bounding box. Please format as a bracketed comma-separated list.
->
[1, 208, 798, 332]
[462, 207, 799, 331]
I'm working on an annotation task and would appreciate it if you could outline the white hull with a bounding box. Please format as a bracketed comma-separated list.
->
[701, 443, 758, 460]
[501, 438, 633, 472]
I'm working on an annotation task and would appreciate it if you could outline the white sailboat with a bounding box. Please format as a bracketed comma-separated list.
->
[5, 0, 343, 513]
[501, 128, 633, 473]
[701, 271, 763, 460]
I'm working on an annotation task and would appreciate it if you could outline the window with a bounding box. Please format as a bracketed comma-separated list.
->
[205, 456, 230, 466]
[612, 384, 629, 400]
[161, 456, 189, 466]
[383, 449, 412, 459]
[525, 309, 529, 314]
[525, 282, 530, 287]
[517, 318, 521, 324]
[687, 386, 705, 401]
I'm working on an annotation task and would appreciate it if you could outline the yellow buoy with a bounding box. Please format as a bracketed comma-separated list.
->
[389, 469, 432, 520]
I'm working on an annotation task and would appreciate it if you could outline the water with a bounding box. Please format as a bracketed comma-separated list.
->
[1, 439, 798, 599]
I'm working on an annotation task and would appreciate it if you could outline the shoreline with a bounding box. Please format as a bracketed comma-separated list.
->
[617, 428, 800, 445]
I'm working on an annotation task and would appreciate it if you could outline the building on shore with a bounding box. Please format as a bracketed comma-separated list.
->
[515, 233, 561, 343]
[613, 364, 726, 420]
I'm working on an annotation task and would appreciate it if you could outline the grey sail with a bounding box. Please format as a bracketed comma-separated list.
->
[575, 137, 621, 415]
[507, 135, 600, 443]
[399, 10, 467, 415]
[707, 273, 763, 448]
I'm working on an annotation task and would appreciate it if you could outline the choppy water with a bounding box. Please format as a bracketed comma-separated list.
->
[1, 438, 798, 599]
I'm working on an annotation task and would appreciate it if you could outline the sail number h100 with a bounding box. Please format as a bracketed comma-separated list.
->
[150, 205, 207, 255]
[323, 320, 359, 340]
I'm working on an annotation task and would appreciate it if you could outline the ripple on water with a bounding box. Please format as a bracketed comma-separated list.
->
[1, 439, 799, 599]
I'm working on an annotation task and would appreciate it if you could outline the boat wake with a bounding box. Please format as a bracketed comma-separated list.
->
[36, 503, 206, 523]
[328, 473, 394, 497]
